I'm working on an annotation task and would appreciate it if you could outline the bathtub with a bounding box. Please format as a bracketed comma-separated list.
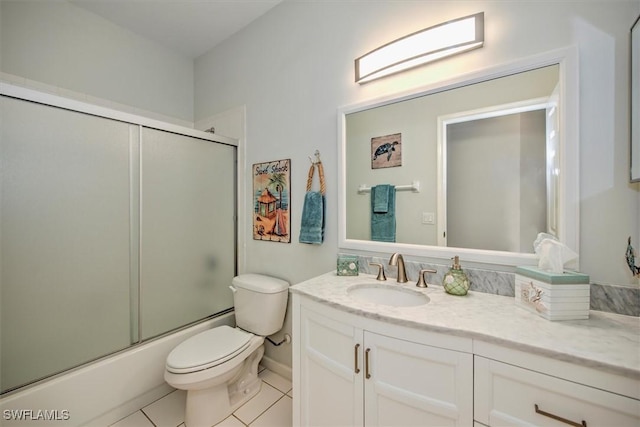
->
[0, 313, 234, 426]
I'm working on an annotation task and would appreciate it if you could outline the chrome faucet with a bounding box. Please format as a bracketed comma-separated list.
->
[388, 253, 408, 283]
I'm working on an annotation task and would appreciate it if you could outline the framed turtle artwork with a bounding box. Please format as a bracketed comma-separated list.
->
[371, 133, 402, 169]
[252, 159, 291, 243]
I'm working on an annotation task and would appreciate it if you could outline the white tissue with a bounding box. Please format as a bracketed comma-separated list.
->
[533, 232, 578, 273]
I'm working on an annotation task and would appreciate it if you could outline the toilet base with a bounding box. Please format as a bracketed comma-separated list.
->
[183, 344, 264, 427]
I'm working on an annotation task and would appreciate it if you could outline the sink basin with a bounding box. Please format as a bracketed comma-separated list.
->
[347, 283, 430, 307]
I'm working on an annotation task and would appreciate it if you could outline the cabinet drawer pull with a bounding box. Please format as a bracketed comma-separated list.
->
[354, 344, 360, 374]
[535, 404, 587, 427]
[365, 348, 371, 379]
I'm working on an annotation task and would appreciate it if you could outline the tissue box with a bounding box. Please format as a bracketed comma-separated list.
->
[515, 266, 590, 321]
[337, 254, 359, 276]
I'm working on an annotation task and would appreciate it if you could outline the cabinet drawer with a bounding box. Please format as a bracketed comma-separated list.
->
[474, 356, 640, 427]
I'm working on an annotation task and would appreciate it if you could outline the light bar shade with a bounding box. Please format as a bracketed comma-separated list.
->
[355, 12, 484, 83]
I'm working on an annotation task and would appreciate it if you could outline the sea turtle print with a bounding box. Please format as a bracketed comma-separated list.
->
[373, 141, 399, 161]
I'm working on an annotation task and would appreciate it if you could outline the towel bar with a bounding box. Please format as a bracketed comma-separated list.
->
[357, 181, 420, 194]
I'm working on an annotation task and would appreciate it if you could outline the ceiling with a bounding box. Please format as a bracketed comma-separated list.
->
[71, 0, 282, 59]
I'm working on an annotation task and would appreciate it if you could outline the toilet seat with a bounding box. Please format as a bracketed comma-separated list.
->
[166, 326, 252, 374]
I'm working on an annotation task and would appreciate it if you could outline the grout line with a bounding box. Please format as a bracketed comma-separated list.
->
[246, 393, 287, 427]
[259, 371, 293, 394]
[232, 414, 248, 427]
[140, 409, 157, 427]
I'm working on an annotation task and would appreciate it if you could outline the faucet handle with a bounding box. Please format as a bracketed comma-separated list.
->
[369, 263, 387, 281]
[416, 269, 436, 288]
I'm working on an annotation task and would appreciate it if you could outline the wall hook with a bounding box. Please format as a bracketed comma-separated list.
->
[308, 150, 321, 165]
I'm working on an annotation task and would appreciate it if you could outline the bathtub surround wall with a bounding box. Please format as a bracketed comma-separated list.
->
[353, 254, 640, 317]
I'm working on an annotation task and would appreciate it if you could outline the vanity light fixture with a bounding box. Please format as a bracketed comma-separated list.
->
[355, 12, 484, 84]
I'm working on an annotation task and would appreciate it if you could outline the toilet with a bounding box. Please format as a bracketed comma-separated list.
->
[164, 274, 289, 427]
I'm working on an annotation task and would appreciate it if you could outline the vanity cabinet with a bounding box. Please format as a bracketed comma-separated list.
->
[292, 295, 474, 426]
[291, 273, 640, 427]
[474, 356, 640, 427]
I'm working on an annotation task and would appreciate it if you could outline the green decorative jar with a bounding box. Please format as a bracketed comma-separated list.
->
[443, 256, 470, 296]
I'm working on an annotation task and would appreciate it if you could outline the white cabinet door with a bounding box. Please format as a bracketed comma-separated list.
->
[475, 356, 640, 427]
[294, 296, 473, 427]
[297, 304, 364, 427]
[364, 331, 473, 427]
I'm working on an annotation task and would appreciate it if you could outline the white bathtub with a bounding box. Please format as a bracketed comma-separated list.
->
[0, 313, 234, 426]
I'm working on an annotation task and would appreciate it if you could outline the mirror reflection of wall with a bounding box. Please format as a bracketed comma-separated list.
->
[446, 110, 547, 253]
[345, 64, 559, 253]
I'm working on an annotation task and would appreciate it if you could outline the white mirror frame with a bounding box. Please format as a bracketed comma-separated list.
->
[338, 47, 579, 268]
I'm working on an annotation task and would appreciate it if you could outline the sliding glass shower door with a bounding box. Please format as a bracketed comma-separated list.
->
[139, 128, 236, 340]
[1, 97, 133, 392]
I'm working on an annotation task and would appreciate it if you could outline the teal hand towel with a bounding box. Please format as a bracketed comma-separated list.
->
[371, 185, 396, 242]
[372, 184, 390, 213]
[299, 191, 325, 244]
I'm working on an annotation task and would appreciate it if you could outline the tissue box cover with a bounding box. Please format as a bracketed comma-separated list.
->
[337, 255, 359, 276]
[515, 267, 590, 321]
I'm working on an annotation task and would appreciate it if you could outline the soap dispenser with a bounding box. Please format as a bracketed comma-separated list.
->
[443, 256, 470, 296]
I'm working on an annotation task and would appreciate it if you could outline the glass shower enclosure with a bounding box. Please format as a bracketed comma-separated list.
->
[0, 86, 237, 394]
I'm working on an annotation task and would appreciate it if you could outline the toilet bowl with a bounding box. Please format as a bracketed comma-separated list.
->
[164, 274, 289, 427]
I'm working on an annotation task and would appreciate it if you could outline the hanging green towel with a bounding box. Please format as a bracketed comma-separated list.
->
[371, 185, 395, 242]
[299, 162, 326, 244]
[299, 192, 325, 244]
[372, 184, 390, 213]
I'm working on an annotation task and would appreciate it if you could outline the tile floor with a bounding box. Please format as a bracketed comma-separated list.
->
[110, 367, 292, 427]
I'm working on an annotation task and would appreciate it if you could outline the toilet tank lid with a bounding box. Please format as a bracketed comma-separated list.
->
[232, 274, 289, 294]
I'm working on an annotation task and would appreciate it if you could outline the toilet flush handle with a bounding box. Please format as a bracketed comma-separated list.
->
[229, 285, 237, 293]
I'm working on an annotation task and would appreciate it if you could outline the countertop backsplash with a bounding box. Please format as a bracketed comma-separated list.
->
[348, 254, 639, 317]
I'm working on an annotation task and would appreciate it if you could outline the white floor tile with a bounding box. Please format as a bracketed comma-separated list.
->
[259, 370, 292, 394]
[249, 396, 292, 427]
[110, 411, 154, 427]
[142, 389, 186, 427]
[112, 369, 293, 427]
[233, 382, 283, 425]
[214, 414, 246, 427]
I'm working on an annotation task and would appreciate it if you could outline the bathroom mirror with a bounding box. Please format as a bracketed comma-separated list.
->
[338, 48, 579, 266]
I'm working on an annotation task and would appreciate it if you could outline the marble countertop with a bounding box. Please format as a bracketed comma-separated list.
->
[290, 272, 640, 379]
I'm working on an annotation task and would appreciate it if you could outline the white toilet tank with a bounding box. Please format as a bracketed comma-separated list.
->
[231, 274, 289, 336]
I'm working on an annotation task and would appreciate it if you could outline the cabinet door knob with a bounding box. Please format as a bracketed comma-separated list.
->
[365, 348, 371, 379]
[535, 404, 587, 427]
[354, 344, 360, 374]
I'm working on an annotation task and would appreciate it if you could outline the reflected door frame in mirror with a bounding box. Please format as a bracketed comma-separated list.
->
[436, 96, 555, 251]
[337, 46, 579, 268]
